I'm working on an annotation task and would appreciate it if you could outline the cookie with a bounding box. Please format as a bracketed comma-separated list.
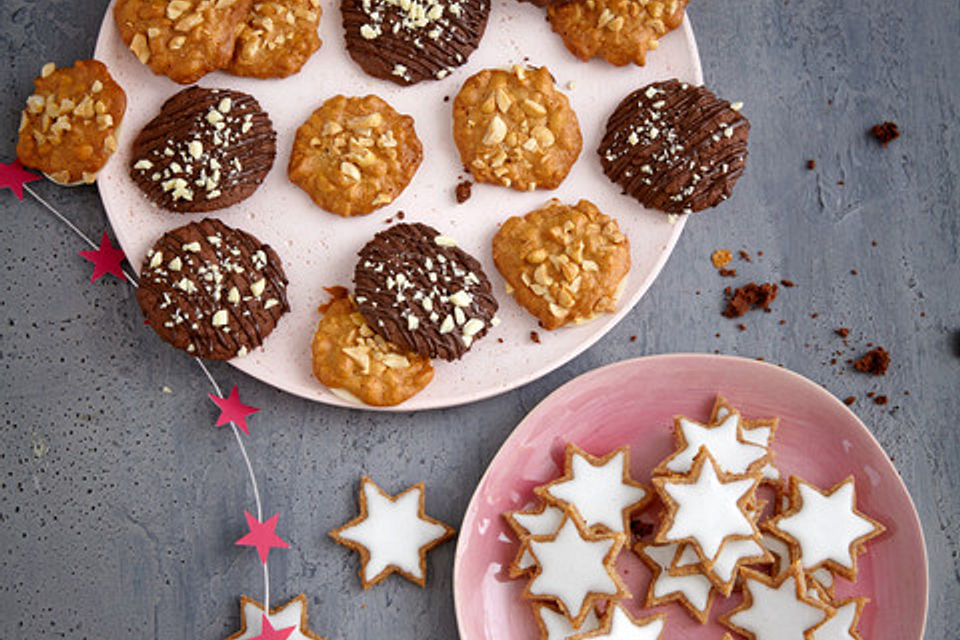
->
[227, 0, 323, 78]
[226, 594, 327, 640]
[523, 514, 628, 628]
[531, 602, 601, 640]
[764, 476, 885, 582]
[548, 0, 687, 67]
[341, 0, 490, 86]
[569, 604, 665, 640]
[669, 516, 772, 597]
[311, 295, 434, 406]
[136, 218, 289, 360]
[719, 563, 833, 640]
[492, 199, 629, 330]
[807, 588, 867, 640]
[503, 502, 566, 578]
[130, 86, 276, 213]
[652, 449, 760, 563]
[598, 79, 750, 215]
[353, 223, 499, 361]
[114, 0, 254, 84]
[713, 398, 782, 485]
[453, 66, 582, 191]
[288, 95, 422, 216]
[328, 476, 455, 589]
[535, 443, 650, 535]
[634, 541, 715, 624]
[16, 60, 126, 186]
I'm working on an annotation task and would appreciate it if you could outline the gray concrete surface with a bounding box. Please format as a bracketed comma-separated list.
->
[1, 0, 958, 638]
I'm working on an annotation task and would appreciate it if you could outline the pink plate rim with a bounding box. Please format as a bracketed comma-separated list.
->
[452, 353, 929, 639]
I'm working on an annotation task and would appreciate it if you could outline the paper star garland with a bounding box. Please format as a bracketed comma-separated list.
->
[210, 386, 260, 435]
[236, 511, 289, 564]
[78, 231, 126, 282]
[226, 595, 327, 640]
[0, 159, 42, 201]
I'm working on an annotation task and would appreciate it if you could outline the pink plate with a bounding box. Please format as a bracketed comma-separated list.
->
[454, 354, 927, 639]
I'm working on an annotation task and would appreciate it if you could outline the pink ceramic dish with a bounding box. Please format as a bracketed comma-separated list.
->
[454, 354, 927, 639]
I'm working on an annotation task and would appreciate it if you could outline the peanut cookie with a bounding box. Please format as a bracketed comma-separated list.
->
[227, 0, 323, 78]
[16, 60, 126, 186]
[548, 0, 687, 67]
[492, 200, 629, 330]
[137, 218, 290, 360]
[598, 79, 750, 214]
[342, 0, 490, 86]
[114, 0, 254, 85]
[354, 222, 499, 361]
[288, 95, 422, 217]
[130, 86, 276, 212]
[453, 66, 582, 192]
[311, 296, 434, 406]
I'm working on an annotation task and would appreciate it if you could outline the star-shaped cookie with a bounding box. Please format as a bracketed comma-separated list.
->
[570, 604, 665, 639]
[765, 475, 884, 581]
[531, 602, 601, 640]
[808, 590, 867, 640]
[537, 443, 651, 534]
[635, 541, 715, 624]
[225, 594, 327, 640]
[329, 476, 455, 588]
[524, 514, 628, 628]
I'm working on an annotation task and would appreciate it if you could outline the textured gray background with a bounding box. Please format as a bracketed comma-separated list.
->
[1, 0, 957, 638]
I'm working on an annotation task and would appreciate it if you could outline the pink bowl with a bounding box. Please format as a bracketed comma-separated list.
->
[454, 354, 927, 639]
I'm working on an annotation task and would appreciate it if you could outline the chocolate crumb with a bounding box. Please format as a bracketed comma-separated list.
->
[835, 327, 850, 338]
[867, 391, 875, 398]
[455, 180, 472, 204]
[854, 346, 890, 375]
[871, 121, 900, 146]
[779, 320, 786, 325]
[715, 333, 721, 338]
[719, 268, 738, 277]
[810, 313, 819, 319]
[629, 335, 637, 342]
[871, 240, 878, 247]
[837, 180, 845, 186]
[738, 250, 751, 262]
[396, 211, 405, 220]
[757, 251, 764, 256]
[737, 323, 747, 332]
[497, 337, 504, 343]
[850, 269, 858, 275]
[843, 396, 856, 406]
[722, 282, 779, 318]
[443, 96, 450, 102]
[780, 279, 795, 288]
[874, 395, 889, 406]
[530, 331, 541, 344]
[807, 159, 816, 170]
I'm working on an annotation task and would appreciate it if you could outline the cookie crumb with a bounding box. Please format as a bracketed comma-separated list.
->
[837, 180, 845, 186]
[806, 159, 816, 170]
[737, 323, 747, 332]
[871, 121, 900, 146]
[873, 395, 889, 406]
[719, 267, 737, 277]
[711, 249, 732, 268]
[629, 335, 637, 342]
[722, 282, 779, 318]
[443, 96, 450, 102]
[835, 327, 850, 338]
[850, 268, 858, 275]
[497, 337, 504, 343]
[780, 279, 795, 288]
[455, 180, 472, 204]
[530, 331, 541, 344]
[843, 396, 856, 406]
[738, 250, 751, 262]
[396, 210, 405, 220]
[854, 347, 890, 376]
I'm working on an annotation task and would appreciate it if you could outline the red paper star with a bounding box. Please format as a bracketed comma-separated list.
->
[251, 615, 296, 640]
[78, 231, 126, 282]
[209, 385, 260, 435]
[0, 160, 42, 201]
[236, 511, 289, 564]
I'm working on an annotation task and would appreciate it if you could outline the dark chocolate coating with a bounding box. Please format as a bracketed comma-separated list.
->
[341, 0, 490, 86]
[130, 86, 276, 213]
[598, 79, 750, 215]
[353, 222, 498, 360]
[136, 218, 289, 360]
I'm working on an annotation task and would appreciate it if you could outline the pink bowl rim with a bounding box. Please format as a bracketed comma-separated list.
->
[452, 353, 929, 640]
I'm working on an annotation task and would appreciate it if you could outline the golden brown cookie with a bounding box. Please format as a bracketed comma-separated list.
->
[16, 60, 126, 186]
[227, 0, 323, 78]
[492, 199, 629, 330]
[288, 95, 423, 217]
[114, 0, 254, 85]
[548, 0, 687, 67]
[312, 296, 434, 406]
[453, 66, 582, 192]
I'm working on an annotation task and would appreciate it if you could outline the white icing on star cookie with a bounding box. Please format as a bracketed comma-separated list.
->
[538, 444, 651, 534]
[672, 535, 771, 595]
[328, 476, 455, 588]
[810, 594, 866, 640]
[636, 541, 715, 623]
[570, 604, 665, 640]
[525, 514, 628, 627]
[532, 602, 601, 640]
[653, 449, 760, 561]
[226, 594, 327, 640]
[720, 563, 833, 640]
[504, 503, 566, 577]
[767, 476, 885, 581]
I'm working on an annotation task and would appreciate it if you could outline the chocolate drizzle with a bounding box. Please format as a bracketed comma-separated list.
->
[130, 86, 276, 213]
[598, 79, 750, 214]
[341, 0, 490, 86]
[136, 218, 289, 360]
[353, 222, 498, 360]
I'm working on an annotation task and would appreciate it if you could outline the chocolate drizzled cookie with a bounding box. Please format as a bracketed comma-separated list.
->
[353, 222, 499, 360]
[341, 0, 490, 86]
[598, 79, 750, 214]
[137, 218, 289, 360]
[130, 87, 276, 213]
